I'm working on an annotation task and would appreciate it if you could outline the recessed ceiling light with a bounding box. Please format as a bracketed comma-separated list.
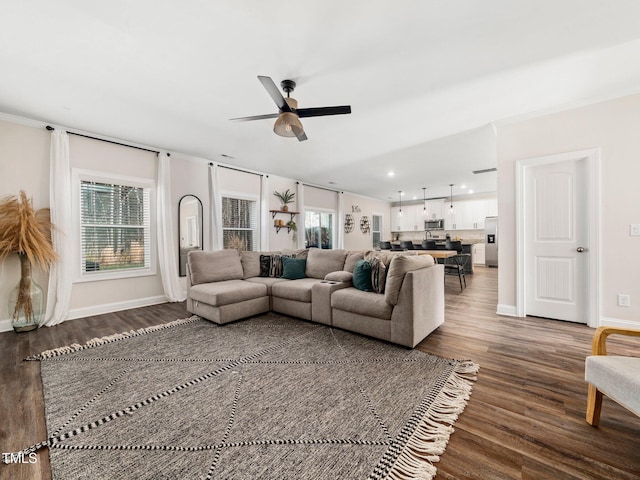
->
[221, 153, 234, 159]
[468, 189, 474, 194]
[328, 181, 336, 185]
[412, 196, 417, 200]
[461, 184, 467, 189]
[387, 171, 395, 177]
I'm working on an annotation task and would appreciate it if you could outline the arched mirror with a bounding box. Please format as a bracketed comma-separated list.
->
[178, 194, 203, 277]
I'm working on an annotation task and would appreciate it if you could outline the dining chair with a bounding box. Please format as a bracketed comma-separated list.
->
[400, 241, 415, 250]
[444, 240, 469, 290]
[379, 241, 392, 250]
[585, 326, 640, 426]
[422, 240, 437, 250]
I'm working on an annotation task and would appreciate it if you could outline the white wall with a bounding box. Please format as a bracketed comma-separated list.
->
[343, 192, 391, 251]
[497, 93, 640, 326]
[1, 116, 393, 330]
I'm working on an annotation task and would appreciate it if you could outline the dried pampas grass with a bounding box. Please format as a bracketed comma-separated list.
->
[0, 190, 57, 269]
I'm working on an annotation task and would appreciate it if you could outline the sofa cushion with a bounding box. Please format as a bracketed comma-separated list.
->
[384, 255, 435, 305]
[240, 251, 280, 279]
[282, 248, 309, 259]
[353, 259, 373, 292]
[188, 250, 243, 285]
[305, 249, 347, 279]
[344, 251, 364, 273]
[282, 257, 307, 280]
[272, 278, 323, 303]
[244, 277, 289, 295]
[331, 288, 393, 320]
[189, 279, 267, 306]
[325, 271, 353, 282]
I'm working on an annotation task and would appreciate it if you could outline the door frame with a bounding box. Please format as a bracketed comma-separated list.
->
[515, 148, 601, 327]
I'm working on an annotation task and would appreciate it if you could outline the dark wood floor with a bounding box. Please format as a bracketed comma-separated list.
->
[1, 268, 639, 479]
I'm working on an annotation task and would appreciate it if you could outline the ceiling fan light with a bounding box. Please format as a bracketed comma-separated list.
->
[274, 112, 303, 138]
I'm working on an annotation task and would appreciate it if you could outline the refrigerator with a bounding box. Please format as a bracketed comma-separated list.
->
[485, 216, 498, 267]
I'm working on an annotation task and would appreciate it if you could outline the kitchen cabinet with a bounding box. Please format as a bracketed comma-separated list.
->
[447, 197, 498, 230]
[391, 204, 429, 231]
[472, 243, 486, 265]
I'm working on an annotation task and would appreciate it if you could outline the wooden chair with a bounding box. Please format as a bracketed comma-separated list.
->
[585, 326, 640, 426]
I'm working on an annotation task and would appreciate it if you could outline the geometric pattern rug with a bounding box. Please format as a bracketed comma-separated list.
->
[14, 313, 478, 480]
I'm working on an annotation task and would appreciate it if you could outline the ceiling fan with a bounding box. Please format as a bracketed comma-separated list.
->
[230, 76, 351, 142]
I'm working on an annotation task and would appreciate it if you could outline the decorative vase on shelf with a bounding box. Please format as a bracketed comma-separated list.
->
[8, 253, 44, 332]
[281, 205, 289, 212]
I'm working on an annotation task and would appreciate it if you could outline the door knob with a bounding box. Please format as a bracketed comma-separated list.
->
[576, 247, 585, 253]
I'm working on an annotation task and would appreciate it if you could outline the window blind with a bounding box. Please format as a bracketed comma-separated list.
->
[80, 180, 151, 273]
[222, 197, 257, 251]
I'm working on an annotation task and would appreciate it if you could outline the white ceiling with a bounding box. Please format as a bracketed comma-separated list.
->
[3, 1, 640, 201]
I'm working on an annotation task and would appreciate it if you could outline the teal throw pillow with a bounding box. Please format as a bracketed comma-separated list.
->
[352, 259, 373, 292]
[281, 257, 306, 280]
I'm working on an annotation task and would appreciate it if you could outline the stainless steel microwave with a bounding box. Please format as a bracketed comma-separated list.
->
[424, 219, 445, 230]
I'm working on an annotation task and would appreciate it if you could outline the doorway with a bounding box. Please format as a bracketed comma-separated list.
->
[516, 149, 600, 326]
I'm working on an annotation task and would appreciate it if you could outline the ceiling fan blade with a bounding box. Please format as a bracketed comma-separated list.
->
[258, 76, 292, 112]
[295, 128, 308, 142]
[296, 106, 351, 118]
[230, 113, 279, 122]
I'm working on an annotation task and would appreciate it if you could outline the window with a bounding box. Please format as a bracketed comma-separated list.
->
[75, 171, 154, 280]
[304, 210, 333, 249]
[222, 196, 257, 251]
[372, 214, 383, 249]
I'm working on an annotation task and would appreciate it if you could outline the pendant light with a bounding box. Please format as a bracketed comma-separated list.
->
[449, 184, 454, 215]
[398, 191, 403, 216]
[422, 187, 427, 216]
[273, 97, 304, 138]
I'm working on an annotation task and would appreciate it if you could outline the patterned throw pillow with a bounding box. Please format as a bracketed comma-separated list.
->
[260, 254, 291, 278]
[370, 256, 388, 294]
[259, 255, 272, 277]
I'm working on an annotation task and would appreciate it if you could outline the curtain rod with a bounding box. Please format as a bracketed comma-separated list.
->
[46, 125, 161, 154]
[297, 181, 343, 194]
[209, 162, 266, 177]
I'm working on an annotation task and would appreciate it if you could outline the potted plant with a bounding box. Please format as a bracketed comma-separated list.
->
[0, 191, 57, 332]
[273, 189, 295, 212]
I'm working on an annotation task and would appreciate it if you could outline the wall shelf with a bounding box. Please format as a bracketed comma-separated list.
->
[270, 210, 299, 234]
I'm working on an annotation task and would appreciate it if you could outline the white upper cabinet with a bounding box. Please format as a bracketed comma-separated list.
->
[446, 197, 498, 230]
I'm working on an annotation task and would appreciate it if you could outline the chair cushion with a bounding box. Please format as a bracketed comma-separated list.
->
[271, 278, 323, 302]
[585, 356, 640, 416]
[188, 250, 243, 285]
[331, 288, 393, 320]
[189, 279, 267, 306]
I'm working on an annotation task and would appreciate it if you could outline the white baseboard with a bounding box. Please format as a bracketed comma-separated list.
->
[66, 295, 169, 321]
[0, 295, 169, 333]
[496, 304, 518, 317]
[598, 317, 640, 329]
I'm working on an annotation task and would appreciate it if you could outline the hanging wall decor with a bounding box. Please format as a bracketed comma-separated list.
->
[344, 214, 355, 233]
[360, 216, 370, 234]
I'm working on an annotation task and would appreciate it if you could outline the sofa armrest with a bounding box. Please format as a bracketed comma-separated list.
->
[390, 264, 444, 347]
[312, 280, 352, 325]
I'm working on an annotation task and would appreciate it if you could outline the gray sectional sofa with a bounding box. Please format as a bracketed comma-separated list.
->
[186, 248, 444, 348]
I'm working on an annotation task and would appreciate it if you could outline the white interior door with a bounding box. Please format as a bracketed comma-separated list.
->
[524, 156, 588, 323]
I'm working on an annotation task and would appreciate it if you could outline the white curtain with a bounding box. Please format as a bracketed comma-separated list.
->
[156, 153, 185, 302]
[208, 163, 223, 250]
[336, 191, 345, 249]
[296, 182, 305, 249]
[260, 175, 269, 250]
[44, 130, 73, 327]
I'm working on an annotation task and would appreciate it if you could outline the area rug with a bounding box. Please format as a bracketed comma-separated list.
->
[16, 313, 478, 479]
